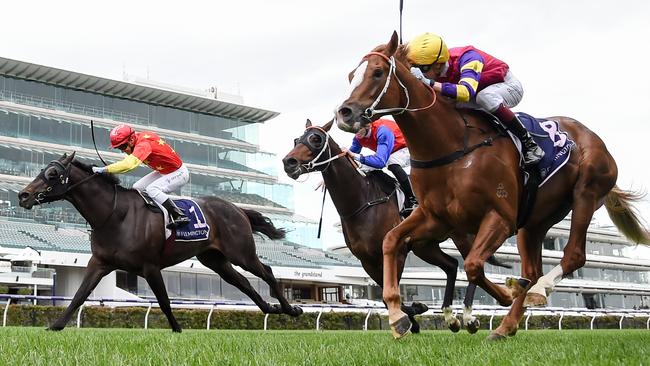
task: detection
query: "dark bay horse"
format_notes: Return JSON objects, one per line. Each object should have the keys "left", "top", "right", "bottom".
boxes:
{"left": 282, "top": 118, "right": 494, "bottom": 334}
{"left": 335, "top": 31, "right": 650, "bottom": 340}
{"left": 17, "top": 152, "right": 302, "bottom": 332}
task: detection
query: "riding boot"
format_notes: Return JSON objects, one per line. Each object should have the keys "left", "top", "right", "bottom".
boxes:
{"left": 162, "top": 199, "right": 190, "bottom": 229}
{"left": 388, "top": 164, "right": 418, "bottom": 218}
{"left": 502, "top": 115, "right": 545, "bottom": 166}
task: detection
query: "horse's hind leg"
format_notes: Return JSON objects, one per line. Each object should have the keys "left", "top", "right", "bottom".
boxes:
{"left": 412, "top": 242, "right": 460, "bottom": 333}
{"left": 197, "top": 251, "right": 280, "bottom": 314}
{"left": 241, "top": 259, "right": 303, "bottom": 316}
{"left": 143, "top": 265, "right": 181, "bottom": 332}
{"left": 49, "top": 256, "right": 112, "bottom": 331}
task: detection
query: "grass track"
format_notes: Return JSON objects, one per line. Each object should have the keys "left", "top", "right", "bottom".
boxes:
{"left": 0, "top": 327, "right": 648, "bottom": 365}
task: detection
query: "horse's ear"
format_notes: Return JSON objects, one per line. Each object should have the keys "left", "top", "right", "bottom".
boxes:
{"left": 62, "top": 151, "right": 76, "bottom": 165}
{"left": 386, "top": 31, "right": 399, "bottom": 57}
{"left": 305, "top": 119, "right": 312, "bottom": 128}
{"left": 323, "top": 119, "right": 334, "bottom": 132}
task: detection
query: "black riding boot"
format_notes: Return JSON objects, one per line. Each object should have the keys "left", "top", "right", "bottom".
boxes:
{"left": 502, "top": 115, "right": 545, "bottom": 166}
{"left": 388, "top": 164, "right": 418, "bottom": 218}
{"left": 162, "top": 199, "right": 190, "bottom": 229}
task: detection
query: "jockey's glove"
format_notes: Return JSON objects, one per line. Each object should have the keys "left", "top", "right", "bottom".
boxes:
{"left": 92, "top": 166, "right": 107, "bottom": 174}
{"left": 410, "top": 67, "right": 432, "bottom": 87}
{"left": 349, "top": 152, "right": 362, "bottom": 162}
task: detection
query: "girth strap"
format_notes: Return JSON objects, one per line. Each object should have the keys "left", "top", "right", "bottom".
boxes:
{"left": 410, "top": 138, "right": 495, "bottom": 169}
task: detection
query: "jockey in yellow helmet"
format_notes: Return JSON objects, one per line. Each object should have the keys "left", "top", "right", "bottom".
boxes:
{"left": 407, "top": 32, "right": 544, "bottom": 166}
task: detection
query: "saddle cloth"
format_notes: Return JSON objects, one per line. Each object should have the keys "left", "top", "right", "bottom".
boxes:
{"left": 515, "top": 112, "right": 575, "bottom": 186}
{"left": 137, "top": 192, "right": 210, "bottom": 241}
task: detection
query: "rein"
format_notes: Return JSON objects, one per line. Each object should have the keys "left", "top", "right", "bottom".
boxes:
{"left": 410, "top": 110, "right": 507, "bottom": 169}
{"left": 296, "top": 126, "right": 397, "bottom": 220}
{"left": 361, "top": 52, "right": 437, "bottom": 120}
{"left": 36, "top": 161, "right": 118, "bottom": 229}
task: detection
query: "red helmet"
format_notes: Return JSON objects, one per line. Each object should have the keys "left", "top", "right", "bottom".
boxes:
{"left": 109, "top": 124, "right": 134, "bottom": 148}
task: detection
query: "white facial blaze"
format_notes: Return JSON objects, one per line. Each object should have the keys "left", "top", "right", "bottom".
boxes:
{"left": 345, "top": 61, "right": 368, "bottom": 100}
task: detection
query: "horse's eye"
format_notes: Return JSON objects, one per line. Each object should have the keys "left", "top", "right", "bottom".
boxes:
{"left": 372, "top": 69, "right": 383, "bottom": 79}
{"left": 308, "top": 134, "right": 322, "bottom": 146}
{"left": 45, "top": 167, "right": 58, "bottom": 180}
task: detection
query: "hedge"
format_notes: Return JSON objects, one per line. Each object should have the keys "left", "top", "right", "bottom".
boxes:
{"left": 0, "top": 304, "right": 648, "bottom": 330}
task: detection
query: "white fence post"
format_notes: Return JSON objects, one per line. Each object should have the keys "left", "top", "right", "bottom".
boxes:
{"left": 363, "top": 309, "right": 373, "bottom": 331}
{"left": 316, "top": 307, "right": 325, "bottom": 331}
{"left": 264, "top": 313, "right": 270, "bottom": 331}
{"left": 558, "top": 311, "right": 564, "bottom": 330}
{"left": 525, "top": 310, "right": 532, "bottom": 331}
{"left": 2, "top": 298, "right": 10, "bottom": 327}
{"left": 206, "top": 304, "right": 215, "bottom": 330}
{"left": 76, "top": 303, "right": 85, "bottom": 328}
{"left": 489, "top": 309, "right": 496, "bottom": 331}
{"left": 144, "top": 303, "right": 153, "bottom": 330}
{"left": 619, "top": 314, "right": 627, "bottom": 330}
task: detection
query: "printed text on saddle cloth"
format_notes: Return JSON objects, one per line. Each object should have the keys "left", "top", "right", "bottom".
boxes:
{"left": 169, "top": 199, "right": 210, "bottom": 241}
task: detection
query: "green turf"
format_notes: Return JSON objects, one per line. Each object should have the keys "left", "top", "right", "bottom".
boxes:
{"left": 0, "top": 328, "right": 648, "bottom": 365}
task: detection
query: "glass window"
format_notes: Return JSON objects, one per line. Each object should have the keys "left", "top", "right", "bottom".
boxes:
{"left": 180, "top": 272, "right": 197, "bottom": 298}
{"left": 162, "top": 271, "right": 180, "bottom": 298}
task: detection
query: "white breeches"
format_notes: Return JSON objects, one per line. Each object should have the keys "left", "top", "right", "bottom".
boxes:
{"left": 132, "top": 164, "right": 189, "bottom": 205}
{"left": 387, "top": 147, "right": 411, "bottom": 173}
{"left": 458, "top": 70, "right": 524, "bottom": 112}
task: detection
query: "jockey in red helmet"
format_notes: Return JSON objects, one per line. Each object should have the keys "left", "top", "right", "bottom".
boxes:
{"left": 345, "top": 118, "right": 418, "bottom": 217}
{"left": 93, "top": 124, "right": 190, "bottom": 229}
{"left": 407, "top": 32, "right": 544, "bottom": 166}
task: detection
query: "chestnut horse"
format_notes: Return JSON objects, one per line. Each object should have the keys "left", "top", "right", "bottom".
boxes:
{"left": 336, "top": 31, "right": 650, "bottom": 340}
{"left": 17, "top": 152, "right": 302, "bottom": 332}
{"left": 283, "top": 118, "right": 509, "bottom": 333}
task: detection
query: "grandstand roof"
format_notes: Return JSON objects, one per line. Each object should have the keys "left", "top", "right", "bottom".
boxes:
{"left": 0, "top": 56, "right": 279, "bottom": 123}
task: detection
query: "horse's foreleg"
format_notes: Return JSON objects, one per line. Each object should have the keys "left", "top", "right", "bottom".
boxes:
{"left": 491, "top": 228, "right": 544, "bottom": 340}
{"left": 383, "top": 209, "right": 431, "bottom": 339}
{"left": 465, "top": 211, "right": 527, "bottom": 307}
{"left": 49, "top": 256, "right": 111, "bottom": 331}
{"left": 143, "top": 265, "right": 181, "bottom": 333}
{"left": 412, "top": 242, "right": 460, "bottom": 332}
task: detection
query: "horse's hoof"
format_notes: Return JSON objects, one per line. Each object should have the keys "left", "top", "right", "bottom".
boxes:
{"left": 172, "top": 327, "right": 182, "bottom": 333}
{"left": 508, "top": 327, "right": 518, "bottom": 337}
{"left": 290, "top": 305, "right": 303, "bottom": 317}
{"left": 524, "top": 293, "right": 548, "bottom": 307}
{"left": 268, "top": 304, "right": 283, "bottom": 314}
{"left": 466, "top": 318, "right": 480, "bottom": 334}
{"left": 390, "top": 315, "right": 412, "bottom": 339}
{"left": 411, "top": 301, "right": 429, "bottom": 315}
{"left": 46, "top": 326, "right": 63, "bottom": 332}
{"left": 486, "top": 332, "right": 507, "bottom": 341}
{"left": 448, "top": 318, "right": 461, "bottom": 333}
{"left": 410, "top": 319, "right": 421, "bottom": 334}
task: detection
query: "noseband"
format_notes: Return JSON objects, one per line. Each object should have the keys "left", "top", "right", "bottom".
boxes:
{"left": 361, "top": 51, "right": 437, "bottom": 120}
{"left": 296, "top": 126, "right": 347, "bottom": 173}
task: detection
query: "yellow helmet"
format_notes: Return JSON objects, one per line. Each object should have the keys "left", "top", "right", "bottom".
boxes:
{"left": 407, "top": 32, "right": 450, "bottom": 65}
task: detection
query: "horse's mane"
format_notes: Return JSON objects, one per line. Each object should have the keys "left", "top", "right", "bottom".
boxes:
{"left": 72, "top": 159, "right": 122, "bottom": 186}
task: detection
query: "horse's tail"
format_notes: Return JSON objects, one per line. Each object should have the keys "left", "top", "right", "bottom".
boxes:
{"left": 243, "top": 208, "right": 287, "bottom": 240}
{"left": 604, "top": 186, "right": 650, "bottom": 245}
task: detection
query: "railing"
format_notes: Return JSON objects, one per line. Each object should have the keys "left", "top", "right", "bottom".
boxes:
{"left": 0, "top": 294, "right": 649, "bottom": 331}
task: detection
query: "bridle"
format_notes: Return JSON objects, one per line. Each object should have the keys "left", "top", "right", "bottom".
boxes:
{"left": 361, "top": 51, "right": 437, "bottom": 121}
{"left": 294, "top": 126, "right": 347, "bottom": 173}
{"left": 33, "top": 159, "right": 117, "bottom": 228}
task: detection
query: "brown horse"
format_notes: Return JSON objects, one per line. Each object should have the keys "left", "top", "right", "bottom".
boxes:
{"left": 335, "top": 31, "right": 650, "bottom": 340}
{"left": 17, "top": 152, "right": 302, "bottom": 332}
{"left": 282, "top": 119, "right": 506, "bottom": 334}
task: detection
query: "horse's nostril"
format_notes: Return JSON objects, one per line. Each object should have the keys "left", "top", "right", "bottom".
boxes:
{"left": 338, "top": 107, "right": 352, "bottom": 118}
{"left": 284, "top": 158, "right": 298, "bottom": 169}
{"left": 18, "top": 191, "right": 29, "bottom": 201}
